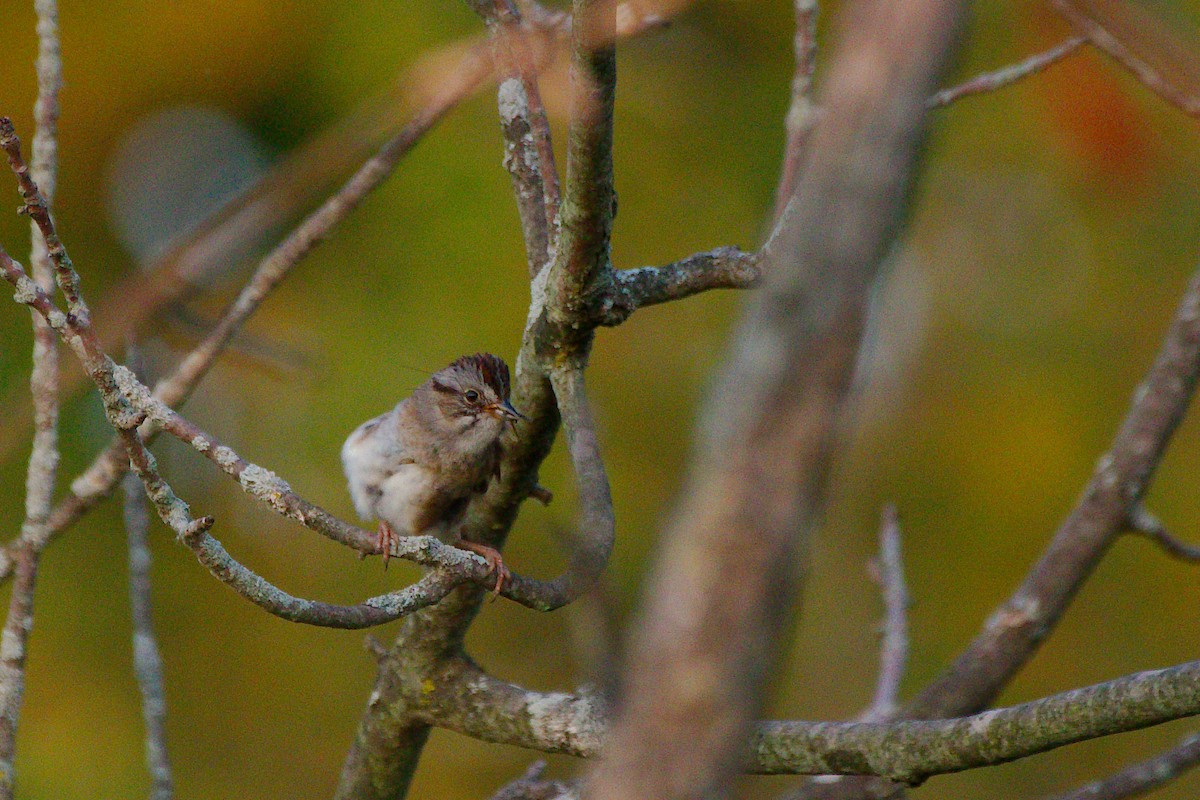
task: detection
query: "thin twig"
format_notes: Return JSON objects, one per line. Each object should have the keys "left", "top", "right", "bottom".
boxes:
{"left": 861, "top": 505, "right": 910, "bottom": 723}
{"left": 1051, "top": 0, "right": 1200, "bottom": 118}
{"left": 772, "top": 0, "right": 819, "bottom": 222}
{"left": 1043, "top": 730, "right": 1200, "bottom": 800}
{"left": 123, "top": 472, "right": 175, "bottom": 800}
{"left": 0, "top": 544, "right": 37, "bottom": 799}
{"left": 0, "top": 7, "right": 63, "bottom": 793}
{"left": 1127, "top": 506, "right": 1200, "bottom": 562}
{"left": 927, "top": 36, "right": 1086, "bottom": 108}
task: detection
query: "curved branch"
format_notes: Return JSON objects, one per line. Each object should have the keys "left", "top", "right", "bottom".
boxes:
{"left": 1127, "top": 506, "right": 1200, "bottom": 563}
{"left": 507, "top": 367, "right": 614, "bottom": 610}
{"left": 182, "top": 527, "right": 461, "bottom": 629}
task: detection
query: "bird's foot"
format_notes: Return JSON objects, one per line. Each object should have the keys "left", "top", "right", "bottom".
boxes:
{"left": 377, "top": 521, "right": 398, "bottom": 570}
{"left": 456, "top": 540, "right": 511, "bottom": 599}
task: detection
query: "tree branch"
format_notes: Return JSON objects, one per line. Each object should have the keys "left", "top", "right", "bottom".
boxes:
{"left": 544, "top": 0, "right": 617, "bottom": 341}
{"left": 909, "top": 260, "right": 1200, "bottom": 720}
{"left": 123, "top": 472, "right": 174, "bottom": 800}
{"left": 0, "top": 4, "right": 62, "bottom": 793}
{"left": 470, "top": 0, "right": 561, "bottom": 276}
{"left": 1127, "top": 505, "right": 1200, "bottom": 563}
{"left": 1043, "top": 730, "right": 1200, "bottom": 800}
{"left": 1051, "top": 0, "right": 1200, "bottom": 118}
{"left": 927, "top": 36, "right": 1086, "bottom": 108}
{"left": 593, "top": 246, "right": 761, "bottom": 326}
{"left": 0, "top": 543, "right": 36, "bottom": 799}
{"left": 416, "top": 654, "right": 1200, "bottom": 784}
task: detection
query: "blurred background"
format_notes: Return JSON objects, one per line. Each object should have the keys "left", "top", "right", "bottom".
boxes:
{"left": 1, "top": 0, "right": 1199, "bottom": 798}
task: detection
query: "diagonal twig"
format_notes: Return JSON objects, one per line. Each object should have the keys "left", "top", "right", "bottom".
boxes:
{"left": 909, "top": 260, "right": 1200, "bottom": 720}
{"left": 1051, "top": 0, "right": 1200, "bottom": 118}
{"left": 927, "top": 36, "right": 1086, "bottom": 107}
{"left": 1043, "top": 730, "right": 1200, "bottom": 800}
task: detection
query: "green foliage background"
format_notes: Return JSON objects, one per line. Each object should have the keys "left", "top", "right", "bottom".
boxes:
{"left": 1, "top": 1, "right": 1199, "bottom": 797}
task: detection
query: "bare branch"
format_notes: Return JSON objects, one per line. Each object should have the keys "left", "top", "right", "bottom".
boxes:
{"left": 2, "top": 245, "right": 616, "bottom": 613}
{"left": 1044, "top": 730, "right": 1200, "bottom": 800}
{"left": 417, "top": 654, "right": 1200, "bottom": 783}
{"left": 123, "top": 473, "right": 174, "bottom": 800}
{"left": 594, "top": 246, "right": 761, "bottom": 326}
{"left": 0, "top": 544, "right": 37, "bottom": 799}
{"left": 1127, "top": 506, "right": 1200, "bottom": 563}
{"left": 23, "top": 0, "right": 63, "bottom": 564}
{"left": 519, "top": 367, "right": 615, "bottom": 609}
{"left": 909, "top": 260, "right": 1200, "bottom": 720}
{"left": 928, "top": 36, "right": 1086, "bottom": 108}
{"left": 182, "top": 526, "right": 463, "bottom": 628}
{"left": 0, "top": 4, "right": 63, "bottom": 793}
{"left": 772, "top": 0, "right": 819, "bottom": 222}
{"left": 861, "top": 505, "right": 910, "bottom": 723}
{"left": 1051, "top": 0, "right": 1200, "bottom": 118}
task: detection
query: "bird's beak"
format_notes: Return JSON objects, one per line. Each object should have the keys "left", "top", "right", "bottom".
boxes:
{"left": 497, "top": 399, "right": 525, "bottom": 421}
{"left": 488, "top": 400, "right": 526, "bottom": 423}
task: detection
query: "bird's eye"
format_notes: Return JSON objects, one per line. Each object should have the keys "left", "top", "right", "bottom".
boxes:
{"left": 464, "top": 389, "right": 480, "bottom": 403}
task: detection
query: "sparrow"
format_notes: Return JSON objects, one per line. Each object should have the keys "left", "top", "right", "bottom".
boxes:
{"left": 342, "top": 353, "right": 523, "bottom": 592}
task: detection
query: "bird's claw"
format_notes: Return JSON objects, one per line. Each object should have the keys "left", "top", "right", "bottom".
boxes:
{"left": 377, "top": 521, "right": 397, "bottom": 570}
{"left": 456, "top": 540, "right": 510, "bottom": 600}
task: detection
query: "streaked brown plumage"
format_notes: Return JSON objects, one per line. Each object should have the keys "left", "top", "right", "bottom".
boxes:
{"left": 342, "top": 353, "right": 522, "bottom": 591}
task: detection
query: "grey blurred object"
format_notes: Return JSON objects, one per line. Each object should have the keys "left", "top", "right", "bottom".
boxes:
{"left": 105, "top": 105, "right": 269, "bottom": 271}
